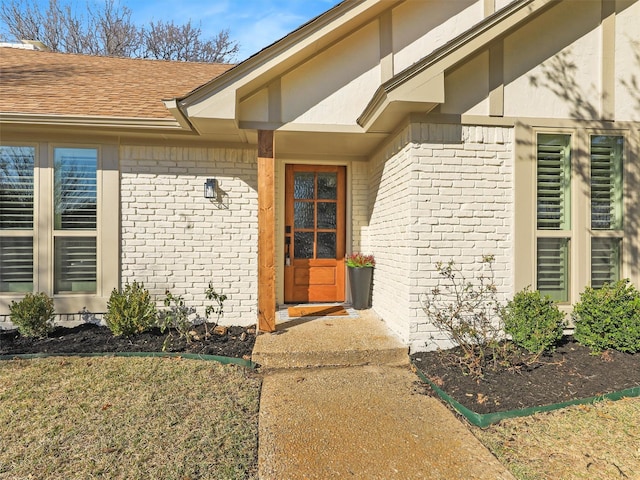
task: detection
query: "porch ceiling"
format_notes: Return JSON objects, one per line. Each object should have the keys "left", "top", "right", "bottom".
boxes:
{"left": 273, "top": 129, "right": 388, "bottom": 159}
{"left": 187, "top": 116, "right": 389, "bottom": 158}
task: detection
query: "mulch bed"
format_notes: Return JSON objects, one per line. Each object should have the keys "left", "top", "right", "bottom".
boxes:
{"left": 0, "top": 323, "right": 256, "bottom": 360}
{"left": 411, "top": 337, "right": 640, "bottom": 414}
{"left": 4, "top": 325, "right": 639, "bottom": 415}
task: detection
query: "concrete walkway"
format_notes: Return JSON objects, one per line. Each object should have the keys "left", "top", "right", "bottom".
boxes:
{"left": 252, "top": 309, "right": 515, "bottom": 480}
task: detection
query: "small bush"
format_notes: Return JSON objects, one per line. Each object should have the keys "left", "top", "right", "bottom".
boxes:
{"left": 158, "top": 290, "right": 196, "bottom": 350}
{"left": 573, "top": 279, "right": 640, "bottom": 353}
{"left": 420, "top": 255, "right": 511, "bottom": 377}
{"left": 9, "top": 292, "right": 55, "bottom": 338}
{"left": 158, "top": 283, "right": 227, "bottom": 349}
{"left": 503, "top": 287, "right": 565, "bottom": 354}
{"left": 204, "top": 282, "right": 227, "bottom": 335}
{"left": 105, "top": 281, "right": 157, "bottom": 337}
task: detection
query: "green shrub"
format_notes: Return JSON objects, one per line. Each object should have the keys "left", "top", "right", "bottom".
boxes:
{"left": 105, "top": 281, "right": 157, "bottom": 336}
{"left": 503, "top": 287, "right": 565, "bottom": 354}
{"left": 573, "top": 279, "right": 640, "bottom": 353}
{"left": 9, "top": 292, "right": 55, "bottom": 338}
{"left": 158, "top": 290, "right": 196, "bottom": 350}
{"left": 204, "top": 282, "right": 227, "bottom": 329}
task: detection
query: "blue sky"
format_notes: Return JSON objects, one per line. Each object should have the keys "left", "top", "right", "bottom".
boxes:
{"left": 129, "top": 0, "right": 342, "bottom": 60}
{"left": 1, "top": 0, "right": 342, "bottom": 60}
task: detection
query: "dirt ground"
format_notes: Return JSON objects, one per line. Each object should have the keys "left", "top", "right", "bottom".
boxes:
{"left": 411, "top": 337, "right": 640, "bottom": 413}
{"left": 0, "top": 323, "right": 256, "bottom": 359}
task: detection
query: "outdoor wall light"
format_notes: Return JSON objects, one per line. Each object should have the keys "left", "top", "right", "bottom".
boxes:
{"left": 204, "top": 178, "right": 217, "bottom": 199}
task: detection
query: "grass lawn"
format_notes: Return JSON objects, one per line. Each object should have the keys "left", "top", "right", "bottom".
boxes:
{"left": 0, "top": 356, "right": 261, "bottom": 480}
{"left": 2, "top": 355, "right": 638, "bottom": 480}
{"left": 473, "top": 396, "right": 640, "bottom": 479}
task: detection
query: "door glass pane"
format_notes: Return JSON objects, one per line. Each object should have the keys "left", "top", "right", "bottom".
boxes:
{"left": 294, "top": 173, "right": 314, "bottom": 199}
{"left": 55, "top": 237, "right": 97, "bottom": 293}
{"left": 0, "top": 146, "right": 35, "bottom": 230}
{"left": 318, "top": 173, "right": 337, "bottom": 200}
{"left": 0, "top": 237, "right": 33, "bottom": 292}
{"left": 294, "top": 202, "right": 314, "bottom": 229}
{"left": 317, "top": 202, "right": 337, "bottom": 229}
{"left": 54, "top": 148, "right": 97, "bottom": 230}
{"left": 591, "top": 136, "right": 623, "bottom": 230}
{"left": 537, "top": 237, "right": 569, "bottom": 302}
{"left": 591, "top": 237, "right": 621, "bottom": 288}
{"left": 317, "top": 232, "right": 336, "bottom": 258}
{"left": 294, "top": 232, "right": 314, "bottom": 259}
{"left": 537, "top": 134, "right": 571, "bottom": 230}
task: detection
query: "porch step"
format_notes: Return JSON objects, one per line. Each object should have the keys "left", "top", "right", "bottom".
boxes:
{"left": 251, "top": 310, "right": 409, "bottom": 369}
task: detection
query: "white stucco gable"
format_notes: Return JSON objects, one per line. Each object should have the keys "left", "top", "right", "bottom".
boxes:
{"left": 167, "top": 0, "right": 638, "bottom": 155}
{"left": 167, "top": 0, "right": 548, "bottom": 156}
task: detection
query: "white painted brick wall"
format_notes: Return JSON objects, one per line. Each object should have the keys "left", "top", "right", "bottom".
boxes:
{"left": 350, "top": 160, "right": 370, "bottom": 253}
{"left": 120, "top": 145, "right": 258, "bottom": 326}
{"left": 363, "top": 128, "right": 417, "bottom": 341}
{"left": 364, "top": 124, "right": 515, "bottom": 352}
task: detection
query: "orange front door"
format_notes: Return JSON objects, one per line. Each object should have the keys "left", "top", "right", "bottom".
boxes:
{"left": 284, "top": 165, "right": 345, "bottom": 303}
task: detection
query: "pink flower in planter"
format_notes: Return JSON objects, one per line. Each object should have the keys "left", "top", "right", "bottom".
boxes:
{"left": 346, "top": 253, "right": 375, "bottom": 268}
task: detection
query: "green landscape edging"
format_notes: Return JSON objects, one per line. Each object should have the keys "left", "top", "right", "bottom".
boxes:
{"left": 413, "top": 365, "right": 640, "bottom": 428}
{"left": 0, "top": 352, "right": 257, "bottom": 368}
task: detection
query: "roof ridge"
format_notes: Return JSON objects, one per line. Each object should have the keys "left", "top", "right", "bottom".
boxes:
{"left": 0, "top": 45, "right": 234, "bottom": 67}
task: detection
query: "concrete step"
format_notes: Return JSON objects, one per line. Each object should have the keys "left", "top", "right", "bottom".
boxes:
{"left": 251, "top": 310, "right": 409, "bottom": 369}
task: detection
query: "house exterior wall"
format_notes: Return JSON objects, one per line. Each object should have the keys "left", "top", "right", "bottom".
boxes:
{"left": 392, "top": 0, "right": 482, "bottom": 73}
{"left": 615, "top": 0, "right": 640, "bottom": 122}
{"left": 280, "top": 22, "right": 381, "bottom": 125}
{"left": 365, "top": 124, "right": 514, "bottom": 352}
{"left": 500, "top": 0, "right": 640, "bottom": 122}
{"left": 350, "top": 160, "right": 370, "bottom": 255}
{"left": 119, "top": 145, "right": 258, "bottom": 326}
{"left": 503, "top": 1, "right": 601, "bottom": 119}
{"left": 365, "top": 129, "right": 416, "bottom": 341}
{"left": 238, "top": 0, "right": 494, "bottom": 129}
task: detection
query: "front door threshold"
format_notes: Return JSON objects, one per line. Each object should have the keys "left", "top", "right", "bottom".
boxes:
{"left": 277, "top": 303, "right": 359, "bottom": 323}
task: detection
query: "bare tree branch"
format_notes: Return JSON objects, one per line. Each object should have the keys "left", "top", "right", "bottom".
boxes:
{"left": 141, "top": 20, "right": 238, "bottom": 63}
{"left": 0, "top": 0, "right": 238, "bottom": 63}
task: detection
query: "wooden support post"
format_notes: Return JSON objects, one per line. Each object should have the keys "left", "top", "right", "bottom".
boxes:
{"left": 257, "top": 130, "right": 276, "bottom": 332}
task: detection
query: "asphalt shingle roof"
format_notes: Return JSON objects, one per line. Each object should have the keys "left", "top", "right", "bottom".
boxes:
{"left": 0, "top": 47, "right": 233, "bottom": 119}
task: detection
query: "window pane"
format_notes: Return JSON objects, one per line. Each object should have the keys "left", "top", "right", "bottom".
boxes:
{"left": 0, "top": 146, "right": 35, "bottom": 230}
{"left": 0, "top": 237, "right": 33, "bottom": 292}
{"left": 591, "top": 237, "right": 621, "bottom": 289}
{"left": 318, "top": 173, "right": 337, "bottom": 200}
{"left": 54, "top": 148, "right": 97, "bottom": 230}
{"left": 537, "top": 237, "right": 569, "bottom": 302}
{"left": 317, "top": 202, "right": 337, "bottom": 229}
{"left": 591, "top": 136, "right": 623, "bottom": 230}
{"left": 294, "top": 232, "right": 314, "bottom": 259}
{"left": 294, "top": 202, "right": 314, "bottom": 229}
{"left": 537, "top": 134, "right": 571, "bottom": 230}
{"left": 55, "top": 237, "right": 96, "bottom": 293}
{"left": 317, "top": 232, "right": 336, "bottom": 259}
{"left": 294, "top": 173, "right": 314, "bottom": 199}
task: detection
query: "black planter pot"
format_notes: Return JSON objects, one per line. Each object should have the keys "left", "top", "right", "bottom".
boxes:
{"left": 348, "top": 266, "right": 373, "bottom": 310}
